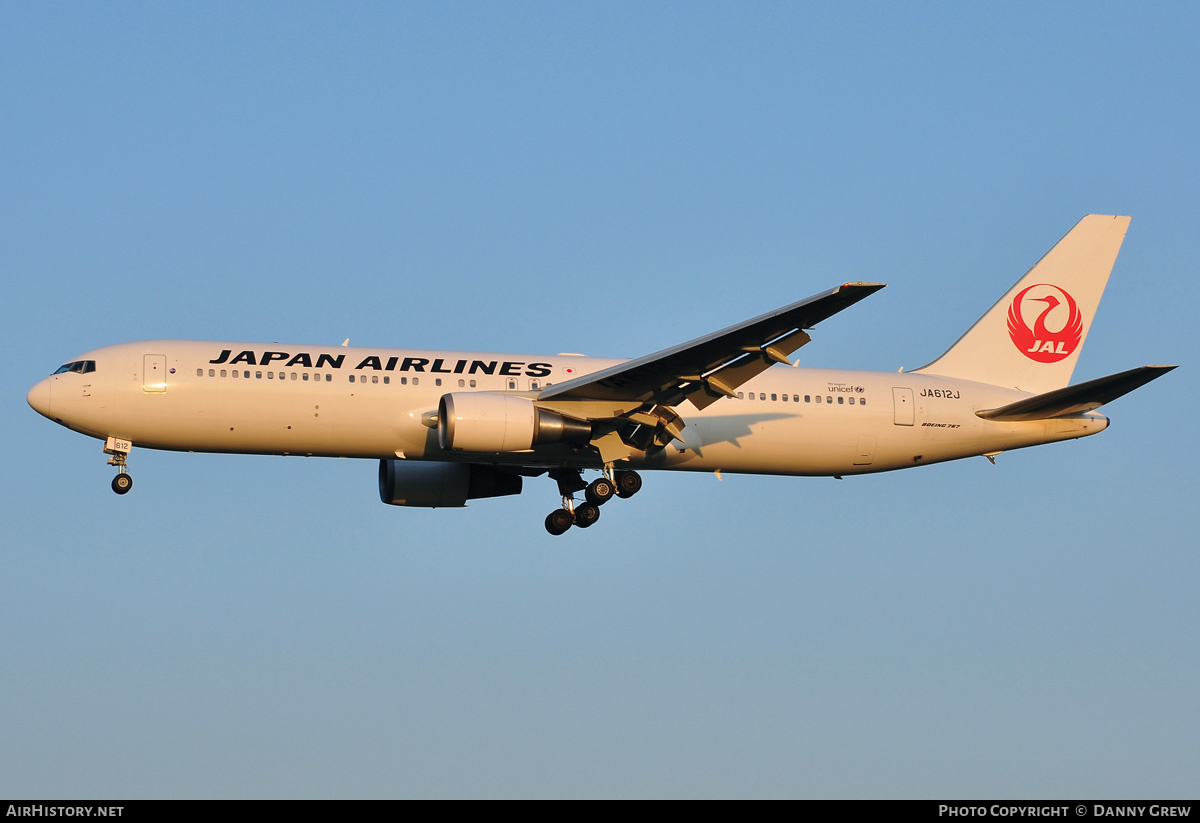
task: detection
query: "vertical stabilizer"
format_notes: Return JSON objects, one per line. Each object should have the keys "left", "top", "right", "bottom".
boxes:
{"left": 913, "top": 215, "right": 1130, "bottom": 393}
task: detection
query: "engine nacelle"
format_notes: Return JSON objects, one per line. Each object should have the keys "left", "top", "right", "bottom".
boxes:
{"left": 438, "top": 392, "right": 591, "bottom": 453}
{"left": 378, "top": 460, "right": 523, "bottom": 508}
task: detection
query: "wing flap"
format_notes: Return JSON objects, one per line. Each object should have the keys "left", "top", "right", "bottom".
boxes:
{"left": 976, "top": 365, "right": 1176, "bottom": 421}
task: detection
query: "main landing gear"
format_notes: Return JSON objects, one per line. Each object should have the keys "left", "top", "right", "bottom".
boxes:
{"left": 543, "top": 467, "right": 642, "bottom": 535}
{"left": 104, "top": 436, "right": 134, "bottom": 495}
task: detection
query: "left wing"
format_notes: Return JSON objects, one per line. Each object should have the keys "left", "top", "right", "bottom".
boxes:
{"left": 539, "top": 282, "right": 885, "bottom": 411}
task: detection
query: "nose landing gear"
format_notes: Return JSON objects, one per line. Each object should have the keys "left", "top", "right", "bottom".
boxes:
{"left": 104, "top": 436, "right": 134, "bottom": 495}
{"left": 543, "top": 467, "right": 641, "bottom": 535}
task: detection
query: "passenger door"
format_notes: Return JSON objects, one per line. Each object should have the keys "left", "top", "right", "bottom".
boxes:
{"left": 143, "top": 354, "right": 167, "bottom": 393}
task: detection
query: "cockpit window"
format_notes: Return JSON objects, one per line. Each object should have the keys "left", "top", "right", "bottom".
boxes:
{"left": 53, "top": 360, "right": 95, "bottom": 375}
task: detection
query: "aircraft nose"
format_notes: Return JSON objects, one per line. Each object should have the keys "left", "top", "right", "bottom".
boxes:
{"left": 27, "top": 378, "right": 52, "bottom": 418}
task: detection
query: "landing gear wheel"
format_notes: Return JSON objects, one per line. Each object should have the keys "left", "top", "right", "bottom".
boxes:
{"left": 573, "top": 502, "right": 601, "bottom": 528}
{"left": 111, "top": 473, "right": 133, "bottom": 495}
{"left": 585, "top": 477, "right": 615, "bottom": 506}
{"left": 545, "top": 509, "right": 574, "bottom": 536}
{"left": 614, "top": 470, "right": 642, "bottom": 498}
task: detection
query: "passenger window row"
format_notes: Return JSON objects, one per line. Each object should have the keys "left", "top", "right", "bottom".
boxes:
{"left": 197, "top": 368, "right": 334, "bottom": 381}
{"left": 734, "top": 390, "right": 866, "bottom": 407}
{"left": 194, "top": 368, "right": 489, "bottom": 389}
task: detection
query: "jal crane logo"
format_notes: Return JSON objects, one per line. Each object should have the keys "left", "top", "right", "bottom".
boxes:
{"left": 1007, "top": 283, "right": 1083, "bottom": 363}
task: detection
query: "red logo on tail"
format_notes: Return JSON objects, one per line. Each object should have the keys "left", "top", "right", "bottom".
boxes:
{"left": 1007, "top": 284, "right": 1083, "bottom": 363}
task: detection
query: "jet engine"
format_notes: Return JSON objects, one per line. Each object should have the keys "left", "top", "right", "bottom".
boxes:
{"left": 438, "top": 392, "right": 591, "bottom": 452}
{"left": 378, "top": 460, "right": 522, "bottom": 507}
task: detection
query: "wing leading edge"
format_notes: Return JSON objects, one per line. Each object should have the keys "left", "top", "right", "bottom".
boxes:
{"left": 539, "top": 282, "right": 885, "bottom": 410}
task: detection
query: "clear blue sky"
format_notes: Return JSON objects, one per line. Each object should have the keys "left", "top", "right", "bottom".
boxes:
{"left": 2, "top": 2, "right": 1197, "bottom": 798}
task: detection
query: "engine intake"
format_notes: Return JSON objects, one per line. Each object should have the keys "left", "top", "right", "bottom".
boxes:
{"left": 438, "top": 392, "right": 591, "bottom": 453}
{"left": 378, "top": 460, "right": 522, "bottom": 507}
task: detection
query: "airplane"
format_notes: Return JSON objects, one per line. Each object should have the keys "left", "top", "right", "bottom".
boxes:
{"left": 27, "top": 215, "right": 1175, "bottom": 535}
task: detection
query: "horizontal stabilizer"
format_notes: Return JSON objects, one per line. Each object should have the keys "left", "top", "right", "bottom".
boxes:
{"left": 976, "top": 365, "right": 1176, "bottom": 421}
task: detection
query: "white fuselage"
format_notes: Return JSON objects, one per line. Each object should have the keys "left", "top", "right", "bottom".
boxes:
{"left": 27, "top": 340, "right": 1108, "bottom": 476}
